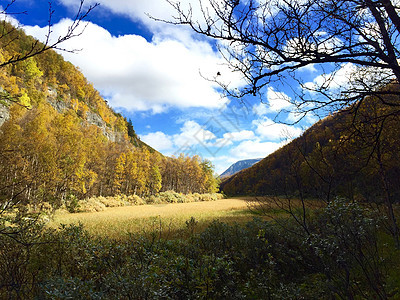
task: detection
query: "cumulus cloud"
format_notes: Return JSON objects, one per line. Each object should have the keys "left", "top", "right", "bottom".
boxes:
{"left": 215, "top": 130, "right": 255, "bottom": 146}
{"left": 226, "top": 130, "right": 255, "bottom": 141}
{"left": 229, "top": 139, "right": 284, "bottom": 160}
{"left": 173, "top": 120, "right": 216, "bottom": 148}
{"left": 252, "top": 88, "right": 293, "bottom": 117}
{"left": 286, "top": 111, "right": 319, "bottom": 125}
{"left": 252, "top": 102, "right": 268, "bottom": 116}
{"left": 138, "top": 118, "right": 302, "bottom": 174}
{"left": 58, "top": 0, "right": 216, "bottom": 35}
{"left": 254, "top": 117, "right": 303, "bottom": 140}
{"left": 140, "top": 131, "right": 173, "bottom": 151}
{"left": 0, "top": 9, "right": 19, "bottom": 27}
{"left": 24, "top": 19, "right": 243, "bottom": 113}
{"left": 266, "top": 87, "right": 293, "bottom": 112}
{"left": 139, "top": 120, "right": 218, "bottom": 157}
{"left": 303, "top": 62, "right": 357, "bottom": 92}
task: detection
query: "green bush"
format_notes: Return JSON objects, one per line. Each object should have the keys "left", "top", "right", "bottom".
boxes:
{"left": 65, "top": 194, "right": 80, "bottom": 213}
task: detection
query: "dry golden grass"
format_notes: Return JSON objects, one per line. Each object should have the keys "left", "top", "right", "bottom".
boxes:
{"left": 50, "top": 198, "right": 257, "bottom": 240}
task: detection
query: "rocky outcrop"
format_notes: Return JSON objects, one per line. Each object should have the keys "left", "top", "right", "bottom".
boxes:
{"left": 0, "top": 103, "right": 9, "bottom": 127}
{"left": 46, "top": 87, "right": 68, "bottom": 113}
{"left": 46, "top": 87, "right": 125, "bottom": 144}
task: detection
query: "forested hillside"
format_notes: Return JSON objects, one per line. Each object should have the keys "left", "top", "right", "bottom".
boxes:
{"left": 0, "top": 21, "right": 219, "bottom": 211}
{"left": 222, "top": 83, "right": 400, "bottom": 205}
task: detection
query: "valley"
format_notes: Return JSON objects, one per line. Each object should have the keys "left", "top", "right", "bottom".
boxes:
{"left": 1, "top": 1, "right": 400, "bottom": 298}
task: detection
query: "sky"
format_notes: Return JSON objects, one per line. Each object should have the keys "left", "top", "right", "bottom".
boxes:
{"left": 6, "top": 0, "right": 323, "bottom": 174}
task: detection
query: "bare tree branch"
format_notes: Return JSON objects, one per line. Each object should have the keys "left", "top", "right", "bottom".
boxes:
{"left": 0, "top": 0, "right": 99, "bottom": 68}
{"left": 161, "top": 0, "right": 400, "bottom": 116}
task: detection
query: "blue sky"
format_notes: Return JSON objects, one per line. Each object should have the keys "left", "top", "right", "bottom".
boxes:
{"left": 7, "top": 0, "right": 323, "bottom": 174}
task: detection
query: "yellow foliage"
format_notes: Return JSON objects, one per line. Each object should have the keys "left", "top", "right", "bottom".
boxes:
{"left": 23, "top": 57, "right": 43, "bottom": 81}
{"left": 0, "top": 24, "right": 220, "bottom": 209}
{"left": 19, "top": 92, "right": 32, "bottom": 108}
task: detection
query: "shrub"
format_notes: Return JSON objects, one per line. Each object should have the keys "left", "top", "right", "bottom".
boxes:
{"left": 95, "top": 196, "right": 126, "bottom": 207}
{"left": 145, "top": 194, "right": 163, "bottom": 204}
{"left": 191, "top": 193, "right": 202, "bottom": 202}
{"left": 62, "top": 192, "right": 225, "bottom": 214}
{"left": 65, "top": 194, "right": 80, "bottom": 213}
{"left": 0, "top": 199, "right": 393, "bottom": 299}
{"left": 75, "top": 198, "right": 106, "bottom": 213}
{"left": 184, "top": 194, "right": 195, "bottom": 203}
{"left": 149, "top": 191, "right": 187, "bottom": 204}
{"left": 196, "top": 193, "right": 224, "bottom": 201}
{"left": 126, "top": 194, "right": 145, "bottom": 205}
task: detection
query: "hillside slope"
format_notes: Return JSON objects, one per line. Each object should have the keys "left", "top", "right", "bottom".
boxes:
{"left": 0, "top": 22, "right": 146, "bottom": 147}
{"left": 0, "top": 22, "right": 218, "bottom": 208}
{"left": 221, "top": 85, "right": 400, "bottom": 203}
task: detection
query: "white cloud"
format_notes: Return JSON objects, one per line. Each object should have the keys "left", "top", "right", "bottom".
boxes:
{"left": 137, "top": 120, "right": 217, "bottom": 155}
{"left": 298, "top": 63, "right": 317, "bottom": 73}
{"left": 173, "top": 120, "right": 216, "bottom": 148}
{"left": 227, "top": 130, "right": 255, "bottom": 141}
{"left": 58, "top": 0, "right": 221, "bottom": 42}
{"left": 252, "top": 88, "right": 293, "bottom": 116}
{"left": 266, "top": 87, "right": 293, "bottom": 112}
{"left": 287, "top": 111, "right": 318, "bottom": 125}
{"left": 303, "top": 63, "right": 357, "bottom": 92}
{"left": 24, "top": 19, "right": 244, "bottom": 113}
{"left": 252, "top": 102, "right": 268, "bottom": 116}
{"left": 140, "top": 131, "right": 173, "bottom": 151}
{"left": 229, "top": 139, "right": 283, "bottom": 160}
{"left": 215, "top": 130, "right": 255, "bottom": 146}
{"left": 0, "top": 9, "right": 20, "bottom": 27}
{"left": 253, "top": 117, "right": 303, "bottom": 140}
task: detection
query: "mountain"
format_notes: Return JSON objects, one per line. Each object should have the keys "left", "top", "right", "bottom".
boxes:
{"left": 220, "top": 158, "right": 262, "bottom": 178}
{"left": 0, "top": 22, "right": 219, "bottom": 207}
{"left": 221, "top": 83, "right": 400, "bottom": 203}
{"left": 0, "top": 23, "right": 143, "bottom": 147}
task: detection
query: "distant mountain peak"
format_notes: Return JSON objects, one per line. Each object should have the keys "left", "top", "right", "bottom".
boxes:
{"left": 220, "top": 158, "right": 262, "bottom": 178}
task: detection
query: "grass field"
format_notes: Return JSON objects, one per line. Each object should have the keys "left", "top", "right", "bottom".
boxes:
{"left": 50, "top": 197, "right": 262, "bottom": 240}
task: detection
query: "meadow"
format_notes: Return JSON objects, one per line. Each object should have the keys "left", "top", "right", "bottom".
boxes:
{"left": 50, "top": 197, "right": 262, "bottom": 239}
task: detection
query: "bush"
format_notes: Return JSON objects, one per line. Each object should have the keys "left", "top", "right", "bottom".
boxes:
{"left": 65, "top": 194, "right": 80, "bottom": 213}
{"left": 61, "top": 192, "right": 225, "bottom": 214}
{"left": 89, "top": 196, "right": 125, "bottom": 208}
{"left": 126, "top": 194, "right": 145, "bottom": 205}
{"left": 193, "top": 192, "right": 224, "bottom": 201}
{"left": 75, "top": 198, "right": 106, "bottom": 213}
{"left": 145, "top": 194, "right": 163, "bottom": 204}
{"left": 146, "top": 191, "right": 187, "bottom": 204}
